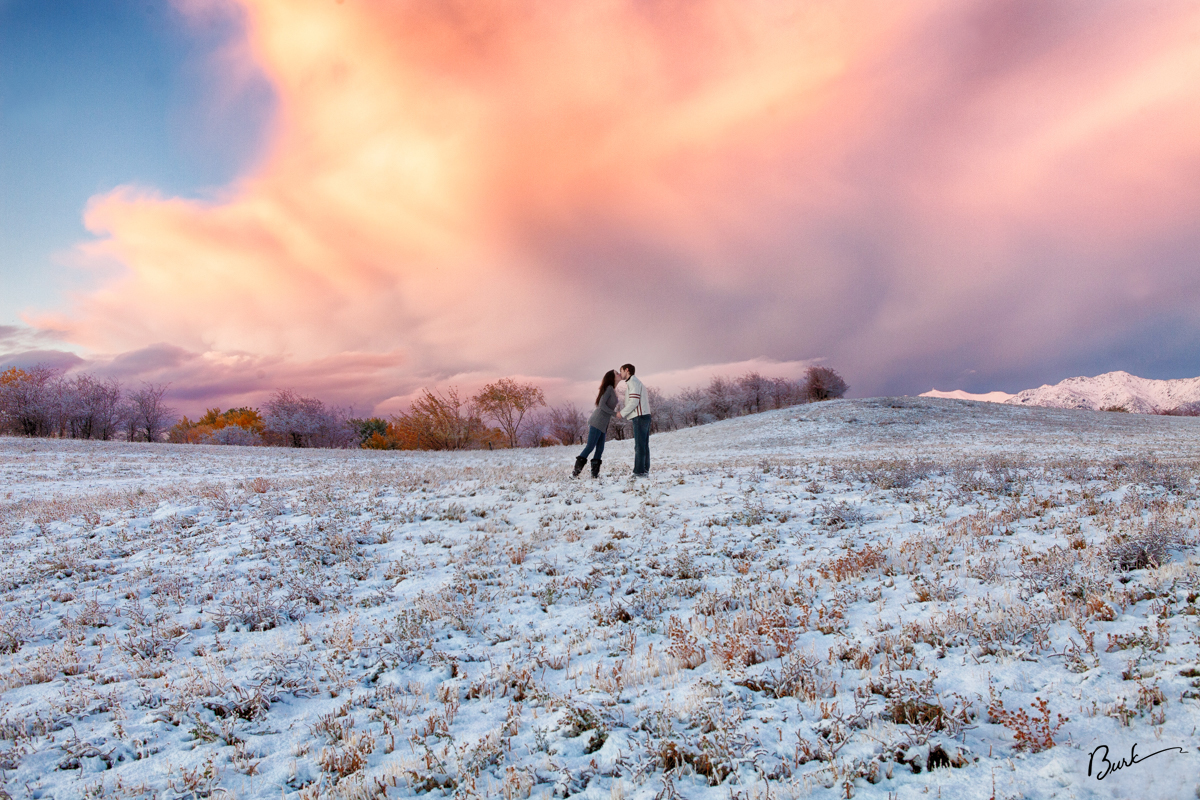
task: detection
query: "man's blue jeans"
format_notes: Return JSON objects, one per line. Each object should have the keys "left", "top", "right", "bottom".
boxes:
{"left": 578, "top": 425, "right": 606, "bottom": 460}
{"left": 632, "top": 414, "right": 651, "bottom": 475}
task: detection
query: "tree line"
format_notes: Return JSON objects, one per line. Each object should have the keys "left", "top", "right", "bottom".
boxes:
{"left": 356, "top": 367, "right": 847, "bottom": 450}
{"left": 0, "top": 364, "right": 847, "bottom": 449}
{"left": 0, "top": 366, "right": 173, "bottom": 442}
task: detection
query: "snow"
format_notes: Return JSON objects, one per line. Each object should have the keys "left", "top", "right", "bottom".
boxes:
{"left": 1007, "top": 370, "right": 1200, "bottom": 414}
{"left": 2, "top": 397, "right": 1200, "bottom": 799}
{"left": 919, "top": 390, "right": 1014, "bottom": 403}
{"left": 923, "top": 370, "right": 1200, "bottom": 413}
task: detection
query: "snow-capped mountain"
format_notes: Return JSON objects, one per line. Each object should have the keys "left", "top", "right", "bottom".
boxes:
{"left": 919, "top": 388, "right": 1014, "bottom": 403}
{"left": 921, "top": 371, "right": 1200, "bottom": 413}
{"left": 1005, "top": 370, "right": 1200, "bottom": 413}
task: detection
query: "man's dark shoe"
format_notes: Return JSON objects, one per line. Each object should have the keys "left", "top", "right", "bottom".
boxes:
{"left": 572, "top": 456, "right": 587, "bottom": 477}
{"left": 590, "top": 458, "right": 602, "bottom": 478}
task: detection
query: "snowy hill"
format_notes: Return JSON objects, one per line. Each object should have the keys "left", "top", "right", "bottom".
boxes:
{"left": 2, "top": 400, "right": 1200, "bottom": 799}
{"left": 919, "top": 388, "right": 1014, "bottom": 403}
{"left": 1005, "top": 370, "right": 1200, "bottom": 413}
{"left": 921, "top": 370, "right": 1200, "bottom": 413}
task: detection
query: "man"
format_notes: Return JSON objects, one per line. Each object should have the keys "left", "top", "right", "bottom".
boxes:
{"left": 616, "top": 363, "right": 651, "bottom": 477}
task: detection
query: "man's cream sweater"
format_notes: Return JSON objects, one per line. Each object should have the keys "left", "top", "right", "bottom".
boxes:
{"left": 620, "top": 375, "right": 650, "bottom": 419}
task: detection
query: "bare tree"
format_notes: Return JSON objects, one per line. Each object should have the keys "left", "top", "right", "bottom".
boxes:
{"left": 393, "top": 387, "right": 484, "bottom": 450}
{"left": 129, "top": 383, "right": 176, "bottom": 442}
{"left": 263, "top": 389, "right": 321, "bottom": 447}
{"left": 63, "top": 374, "right": 124, "bottom": 440}
{"left": 473, "top": 378, "right": 546, "bottom": 448}
{"left": 0, "top": 365, "right": 60, "bottom": 436}
{"left": 545, "top": 403, "right": 586, "bottom": 446}
{"left": 736, "top": 372, "right": 771, "bottom": 415}
{"left": 769, "top": 376, "right": 804, "bottom": 409}
{"left": 121, "top": 397, "right": 140, "bottom": 441}
{"left": 56, "top": 376, "right": 83, "bottom": 438}
{"left": 705, "top": 376, "right": 737, "bottom": 420}
{"left": 804, "top": 366, "right": 849, "bottom": 402}
{"left": 262, "top": 389, "right": 353, "bottom": 448}
{"left": 89, "top": 377, "right": 125, "bottom": 440}
{"left": 519, "top": 412, "right": 556, "bottom": 447}
{"left": 646, "top": 386, "right": 675, "bottom": 433}
{"left": 625, "top": 371, "right": 810, "bottom": 435}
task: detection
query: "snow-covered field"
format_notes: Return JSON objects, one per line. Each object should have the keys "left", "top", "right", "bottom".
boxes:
{"left": 3, "top": 397, "right": 1200, "bottom": 799}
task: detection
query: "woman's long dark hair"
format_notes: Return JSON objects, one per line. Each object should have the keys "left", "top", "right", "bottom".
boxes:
{"left": 596, "top": 370, "right": 617, "bottom": 406}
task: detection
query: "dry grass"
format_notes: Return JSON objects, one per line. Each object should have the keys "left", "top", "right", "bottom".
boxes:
{"left": 2, "top": 401, "right": 1200, "bottom": 798}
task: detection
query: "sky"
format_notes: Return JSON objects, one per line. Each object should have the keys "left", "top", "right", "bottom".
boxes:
{"left": 4, "top": 0, "right": 1200, "bottom": 416}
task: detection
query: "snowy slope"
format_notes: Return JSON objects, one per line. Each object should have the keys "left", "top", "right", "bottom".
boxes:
{"left": 918, "top": 389, "right": 1014, "bottom": 403}
{"left": 1006, "top": 370, "right": 1200, "bottom": 413}
{"left": 2, "top": 399, "right": 1200, "bottom": 800}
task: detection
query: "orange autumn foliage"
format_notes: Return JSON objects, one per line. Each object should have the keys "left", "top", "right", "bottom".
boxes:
{"left": 0, "top": 367, "right": 29, "bottom": 387}
{"left": 169, "top": 407, "right": 265, "bottom": 444}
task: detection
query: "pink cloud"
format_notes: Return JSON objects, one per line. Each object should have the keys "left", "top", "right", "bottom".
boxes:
{"left": 30, "top": 0, "right": 1200, "bottom": 402}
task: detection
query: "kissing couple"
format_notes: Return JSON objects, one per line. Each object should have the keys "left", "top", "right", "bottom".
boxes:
{"left": 571, "top": 363, "right": 652, "bottom": 479}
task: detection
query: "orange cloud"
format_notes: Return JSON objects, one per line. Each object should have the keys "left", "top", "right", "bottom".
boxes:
{"left": 33, "top": 0, "right": 1200, "bottom": 402}
{"left": 43, "top": 2, "right": 907, "bottom": 356}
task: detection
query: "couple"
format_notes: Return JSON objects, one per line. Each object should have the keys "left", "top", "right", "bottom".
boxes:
{"left": 572, "top": 363, "right": 651, "bottom": 479}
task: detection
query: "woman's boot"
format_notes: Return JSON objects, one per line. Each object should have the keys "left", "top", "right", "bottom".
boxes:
{"left": 572, "top": 456, "right": 587, "bottom": 477}
{"left": 590, "top": 458, "right": 602, "bottom": 478}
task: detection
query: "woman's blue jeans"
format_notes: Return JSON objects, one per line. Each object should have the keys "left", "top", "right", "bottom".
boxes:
{"left": 578, "top": 426, "right": 606, "bottom": 460}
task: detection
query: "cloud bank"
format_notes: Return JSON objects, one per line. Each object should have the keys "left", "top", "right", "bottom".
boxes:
{"left": 28, "top": 0, "right": 1200, "bottom": 408}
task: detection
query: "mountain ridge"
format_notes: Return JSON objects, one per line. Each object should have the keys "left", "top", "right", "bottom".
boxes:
{"left": 922, "top": 370, "right": 1200, "bottom": 413}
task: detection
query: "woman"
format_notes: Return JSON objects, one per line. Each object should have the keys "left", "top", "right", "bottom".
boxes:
{"left": 574, "top": 369, "right": 618, "bottom": 478}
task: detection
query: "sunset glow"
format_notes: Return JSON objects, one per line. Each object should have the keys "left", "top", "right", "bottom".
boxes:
{"left": 9, "top": 1, "right": 1200, "bottom": 411}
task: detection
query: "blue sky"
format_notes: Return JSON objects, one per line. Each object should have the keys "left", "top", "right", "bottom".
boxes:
{"left": 0, "top": 0, "right": 271, "bottom": 324}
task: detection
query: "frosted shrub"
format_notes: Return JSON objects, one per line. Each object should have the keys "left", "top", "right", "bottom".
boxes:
{"left": 1157, "top": 401, "right": 1200, "bottom": 416}
{"left": 987, "top": 690, "right": 1068, "bottom": 754}
{"left": 1107, "top": 520, "right": 1180, "bottom": 571}
{"left": 542, "top": 404, "right": 585, "bottom": 446}
{"left": 1017, "top": 545, "right": 1087, "bottom": 595}
{"left": 673, "top": 548, "right": 700, "bottom": 580}
{"left": 0, "top": 607, "right": 34, "bottom": 655}
{"left": 128, "top": 383, "right": 175, "bottom": 442}
{"left": 817, "top": 501, "right": 873, "bottom": 529}
{"left": 263, "top": 389, "right": 354, "bottom": 448}
{"left": 1, "top": 365, "right": 68, "bottom": 437}
{"left": 867, "top": 460, "right": 932, "bottom": 490}
{"left": 1119, "top": 458, "right": 1187, "bottom": 491}
{"left": 737, "top": 650, "right": 831, "bottom": 701}
{"left": 804, "top": 366, "right": 848, "bottom": 401}
{"left": 213, "top": 590, "right": 305, "bottom": 632}
{"left": 205, "top": 425, "right": 261, "bottom": 446}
